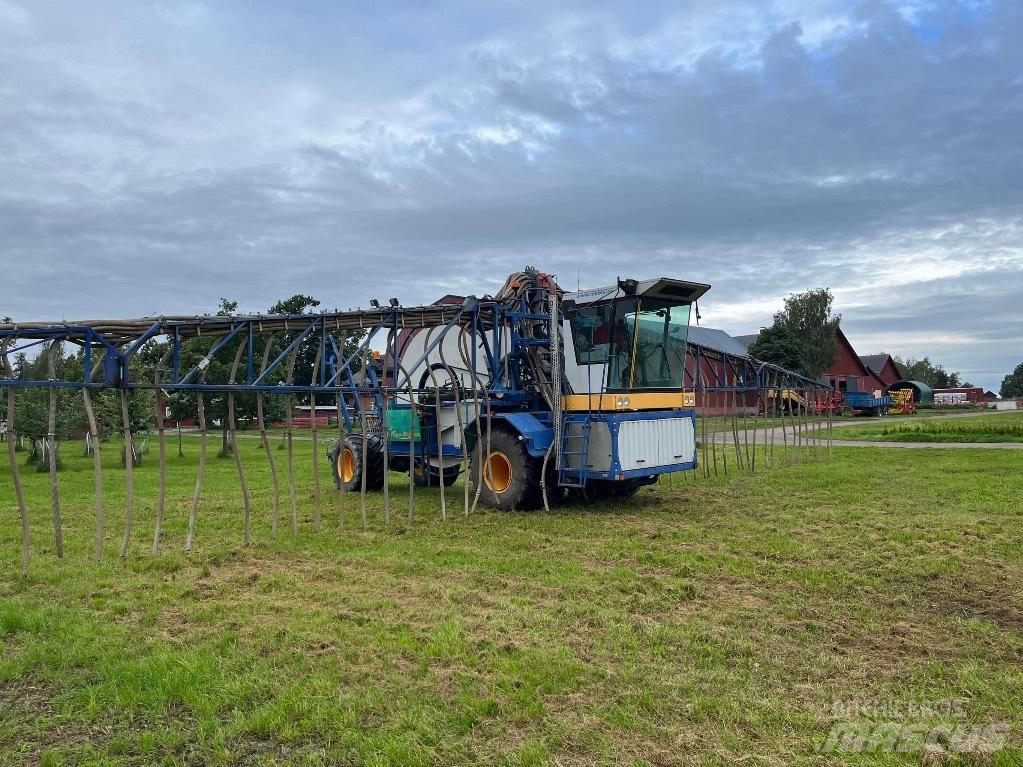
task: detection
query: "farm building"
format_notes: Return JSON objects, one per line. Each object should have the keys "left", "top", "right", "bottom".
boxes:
{"left": 821, "top": 328, "right": 886, "bottom": 395}
{"left": 859, "top": 353, "right": 901, "bottom": 388}
{"left": 736, "top": 327, "right": 886, "bottom": 395}
{"left": 933, "top": 387, "right": 985, "bottom": 406}
{"left": 685, "top": 326, "right": 758, "bottom": 416}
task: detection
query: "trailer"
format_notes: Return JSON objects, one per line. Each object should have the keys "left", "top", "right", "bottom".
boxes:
{"left": 844, "top": 390, "right": 891, "bottom": 416}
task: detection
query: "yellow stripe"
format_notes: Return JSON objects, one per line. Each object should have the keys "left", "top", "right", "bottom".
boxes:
{"left": 563, "top": 391, "right": 696, "bottom": 411}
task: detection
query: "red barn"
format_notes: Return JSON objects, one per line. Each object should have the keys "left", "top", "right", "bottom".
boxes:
{"left": 822, "top": 328, "right": 884, "bottom": 395}
{"left": 685, "top": 326, "right": 759, "bottom": 415}
{"left": 859, "top": 353, "right": 902, "bottom": 388}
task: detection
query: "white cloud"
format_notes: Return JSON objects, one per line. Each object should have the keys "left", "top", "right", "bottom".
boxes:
{"left": 0, "top": 0, "right": 28, "bottom": 33}
{"left": 0, "top": 0, "right": 1021, "bottom": 389}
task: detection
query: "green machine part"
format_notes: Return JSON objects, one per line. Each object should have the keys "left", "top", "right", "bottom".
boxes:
{"left": 386, "top": 406, "right": 421, "bottom": 441}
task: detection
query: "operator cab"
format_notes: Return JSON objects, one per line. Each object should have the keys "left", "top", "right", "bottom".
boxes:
{"left": 561, "top": 277, "right": 710, "bottom": 401}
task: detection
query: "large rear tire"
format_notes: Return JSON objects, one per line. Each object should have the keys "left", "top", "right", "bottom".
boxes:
{"left": 330, "top": 433, "right": 386, "bottom": 492}
{"left": 469, "top": 426, "right": 543, "bottom": 510}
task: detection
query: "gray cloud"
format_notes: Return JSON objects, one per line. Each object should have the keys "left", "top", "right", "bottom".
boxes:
{"left": 1, "top": 0, "right": 1021, "bottom": 388}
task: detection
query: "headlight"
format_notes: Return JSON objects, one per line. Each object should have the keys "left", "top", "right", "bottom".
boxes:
{"left": 616, "top": 396, "right": 630, "bottom": 408}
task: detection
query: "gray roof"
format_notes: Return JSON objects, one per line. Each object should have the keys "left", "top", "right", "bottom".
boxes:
{"left": 732, "top": 333, "right": 761, "bottom": 351}
{"left": 687, "top": 326, "right": 751, "bottom": 357}
{"left": 859, "top": 353, "right": 892, "bottom": 375}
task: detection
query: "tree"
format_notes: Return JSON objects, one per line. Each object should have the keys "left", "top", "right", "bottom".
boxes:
{"left": 1001, "top": 362, "right": 1023, "bottom": 399}
{"left": 893, "top": 356, "right": 967, "bottom": 389}
{"left": 10, "top": 345, "right": 93, "bottom": 470}
{"left": 748, "top": 288, "right": 842, "bottom": 379}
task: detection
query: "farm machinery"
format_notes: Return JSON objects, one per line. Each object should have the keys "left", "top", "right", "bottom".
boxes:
{"left": 328, "top": 268, "right": 709, "bottom": 509}
{"left": 0, "top": 266, "right": 839, "bottom": 572}
{"left": 887, "top": 388, "right": 916, "bottom": 415}
{"left": 760, "top": 389, "right": 843, "bottom": 416}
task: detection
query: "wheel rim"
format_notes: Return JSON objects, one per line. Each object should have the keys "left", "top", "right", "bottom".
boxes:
{"left": 339, "top": 448, "right": 356, "bottom": 483}
{"left": 484, "top": 451, "right": 512, "bottom": 494}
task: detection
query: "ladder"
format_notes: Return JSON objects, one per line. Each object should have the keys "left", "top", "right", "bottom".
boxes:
{"left": 559, "top": 415, "right": 593, "bottom": 488}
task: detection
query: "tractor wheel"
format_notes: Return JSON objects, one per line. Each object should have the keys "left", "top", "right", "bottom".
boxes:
{"left": 331, "top": 433, "right": 386, "bottom": 492}
{"left": 469, "top": 426, "right": 543, "bottom": 510}
{"left": 580, "top": 478, "right": 653, "bottom": 501}
{"left": 413, "top": 459, "right": 461, "bottom": 487}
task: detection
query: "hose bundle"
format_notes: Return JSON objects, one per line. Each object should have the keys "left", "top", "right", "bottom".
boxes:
{"left": 493, "top": 267, "right": 571, "bottom": 409}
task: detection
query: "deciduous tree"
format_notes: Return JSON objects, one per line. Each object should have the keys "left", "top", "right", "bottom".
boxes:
{"left": 1001, "top": 362, "right": 1023, "bottom": 399}
{"left": 748, "top": 288, "right": 841, "bottom": 379}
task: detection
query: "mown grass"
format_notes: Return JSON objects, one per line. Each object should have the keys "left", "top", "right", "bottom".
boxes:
{"left": 0, "top": 433, "right": 1021, "bottom": 766}
{"left": 836, "top": 411, "right": 1023, "bottom": 443}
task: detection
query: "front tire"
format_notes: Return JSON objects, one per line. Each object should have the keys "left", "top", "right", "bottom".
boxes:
{"left": 469, "top": 427, "right": 543, "bottom": 510}
{"left": 330, "top": 433, "right": 386, "bottom": 492}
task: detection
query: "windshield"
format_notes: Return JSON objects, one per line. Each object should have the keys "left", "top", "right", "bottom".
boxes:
{"left": 570, "top": 298, "right": 691, "bottom": 390}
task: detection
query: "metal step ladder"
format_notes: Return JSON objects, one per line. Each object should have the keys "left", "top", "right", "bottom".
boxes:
{"left": 559, "top": 415, "right": 592, "bottom": 488}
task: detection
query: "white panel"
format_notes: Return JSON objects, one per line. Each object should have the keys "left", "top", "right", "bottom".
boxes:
{"left": 617, "top": 418, "right": 695, "bottom": 471}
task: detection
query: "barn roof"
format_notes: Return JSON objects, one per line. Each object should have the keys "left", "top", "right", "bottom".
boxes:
{"left": 859, "top": 354, "right": 891, "bottom": 375}
{"left": 687, "top": 326, "right": 750, "bottom": 357}
{"left": 733, "top": 333, "right": 761, "bottom": 351}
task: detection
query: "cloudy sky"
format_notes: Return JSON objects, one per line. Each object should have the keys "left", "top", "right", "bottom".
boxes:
{"left": 1, "top": 0, "right": 1021, "bottom": 388}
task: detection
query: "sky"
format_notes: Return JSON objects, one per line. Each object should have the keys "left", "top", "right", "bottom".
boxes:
{"left": 1, "top": 0, "right": 1021, "bottom": 390}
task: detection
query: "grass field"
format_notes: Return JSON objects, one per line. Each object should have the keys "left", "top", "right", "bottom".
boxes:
{"left": 1, "top": 435, "right": 1021, "bottom": 765}
{"left": 836, "top": 411, "right": 1023, "bottom": 443}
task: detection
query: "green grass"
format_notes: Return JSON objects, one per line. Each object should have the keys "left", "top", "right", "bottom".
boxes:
{"left": 836, "top": 411, "right": 1023, "bottom": 443}
{"left": 1, "top": 435, "right": 1021, "bottom": 765}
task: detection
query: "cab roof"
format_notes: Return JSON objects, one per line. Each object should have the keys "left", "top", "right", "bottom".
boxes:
{"left": 563, "top": 277, "right": 711, "bottom": 307}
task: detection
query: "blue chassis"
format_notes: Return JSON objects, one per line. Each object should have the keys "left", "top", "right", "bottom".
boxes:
{"left": 383, "top": 405, "right": 699, "bottom": 482}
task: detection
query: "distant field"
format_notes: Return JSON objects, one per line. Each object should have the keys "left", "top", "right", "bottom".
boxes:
{"left": 1, "top": 438, "right": 1021, "bottom": 765}
{"left": 837, "top": 411, "right": 1023, "bottom": 443}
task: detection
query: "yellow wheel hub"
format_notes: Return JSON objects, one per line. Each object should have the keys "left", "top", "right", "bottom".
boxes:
{"left": 339, "top": 448, "right": 356, "bottom": 483}
{"left": 484, "top": 451, "right": 513, "bottom": 494}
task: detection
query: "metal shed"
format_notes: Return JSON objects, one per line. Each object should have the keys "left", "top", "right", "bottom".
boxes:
{"left": 887, "top": 380, "right": 934, "bottom": 405}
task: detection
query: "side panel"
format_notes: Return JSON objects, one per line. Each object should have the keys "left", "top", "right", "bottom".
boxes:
{"left": 616, "top": 416, "right": 696, "bottom": 472}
